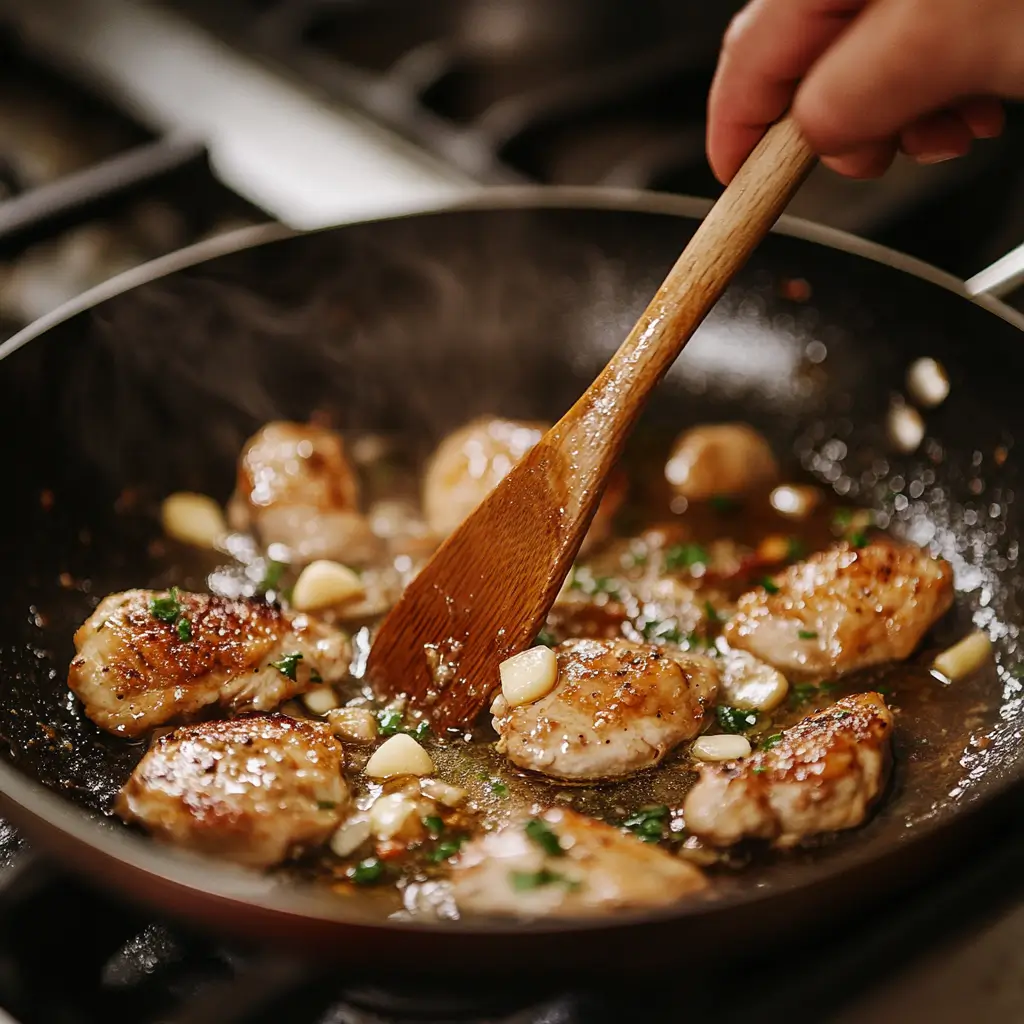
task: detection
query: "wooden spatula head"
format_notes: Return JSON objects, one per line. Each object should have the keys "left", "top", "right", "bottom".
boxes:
{"left": 367, "top": 116, "right": 816, "bottom": 730}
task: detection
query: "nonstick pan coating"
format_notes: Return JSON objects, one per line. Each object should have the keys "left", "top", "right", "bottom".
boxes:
{"left": 0, "top": 188, "right": 1022, "bottom": 977}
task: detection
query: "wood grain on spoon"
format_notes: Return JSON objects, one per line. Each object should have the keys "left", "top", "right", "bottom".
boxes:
{"left": 367, "top": 116, "right": 817, "bottom": 731}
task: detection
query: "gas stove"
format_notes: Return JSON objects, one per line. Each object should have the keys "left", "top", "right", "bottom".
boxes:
{"left": 0, "top": 2, "right": 1023, "bottom": 1021}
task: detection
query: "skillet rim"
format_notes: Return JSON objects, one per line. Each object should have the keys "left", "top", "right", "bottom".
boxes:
{"left": 1, "top": 183, "right": 1022, "bottom": 939}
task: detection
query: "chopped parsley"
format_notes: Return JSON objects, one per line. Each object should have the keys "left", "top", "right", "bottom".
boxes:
{"left": 665, "top": 543, "right": 708, "bottom": 571}
{"left": 704, "top": 600, "right": 722, "bottom": 624}
{"left": 623, "top": 805, "right": 669, "bottom": 843}
{"left": 270, "top": 651, "right": 303, "bottom": 681}
{"left": 833, "top": 709, "right": 852, "bottom": 719}
{"left": 256, "top": 559, "right": 285, "bottom": 595}
{"left": 832, "top": 508, "right": 854, "bottom": 529}
{"left": 525, "top": 818, "right": 564, "bottom": 857}
{"left": 150, "top": 587, "right": 183, "bottom": 623}
{"left": 476, "top": 772, "right": 510, "bottom": 797}
{"left": 752, "top": 766, "right": 767, "bottom": 774}
{"left": 797, "top": 629, "right": 818, "bottom": 640}
{"left": 642, "top": 619, "right": 685, "bottom": 645}
{"left": 509, "top": 869, "right": 581, "bottom": 893}
{"left": 762, "top": 733, "right": 783, "bottom": 750}
{"left": 848, "top": 531, "right": 868, "bottom": 548}
{"left": 348, "top": 857, "right": 384, "bottom": 885}
{"left": 789, "top": 681, "right": 838, "bottom": 706}
{"left": 569, "top": 569, "right": 622, "bottom": 599}
{"left": 176, "top": 617, "right": 192, "bottom": 642}
{"left": 423, "top": 815, "right": 444, "bottom": 837}
{"left": 317, "top": 800, "right": 337, "bottom": 810}
{"left": 534, "top": 629, "right": 557, "bottom": 648}
{"left": 377, "top": 709, "right": 431, "bottom": 741}
{"left": 429, "top": 837, "right": 466, "bottom": 863}
{"left": 786, "top": 537, "right": 806, "bottom": 561}
{"left": 716, "top": 705, "right": 759, "bottom": 733}
{"left": 761, "top": 577, "right": 780, "bottom": 594}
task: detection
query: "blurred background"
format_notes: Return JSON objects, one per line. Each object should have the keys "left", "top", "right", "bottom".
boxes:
{"left": 3, "top": 0, "right": 1024, "bottom": 347}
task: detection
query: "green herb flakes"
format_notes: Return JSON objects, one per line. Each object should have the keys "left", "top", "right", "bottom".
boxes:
{"left": 176, "top": 617, "right": 192, "bottom": 642}
{"left": 509, "top": 869, "right": 581, "bottom": 893}
{"left": 423, "top": 815, "right": 444, "bottom": 838}
{"left": 377, "top": 709, "right": 404, "bottom": 737}
{"left": 704, "top": 600, "right": 722, "bottom": 624}
{"left": 257, "top": 559, "right": 285, "bottom": 595}
{"left": 270, "top": 651, "right": 303, "bottom": 681}
{"left": 642, "top": 619, "right": 685, "bottom": 645}
{"left": 429, "top": 837, "right": 466, "bottom": 863}
{"left": 524, "top": 818, "right": 565, "bottom": 857}
{"left": 848, "top": 531, "right": 868, "bottom": 548}
{"left": 716, "top": 705, "right": 758, "bottom": 733}
{"left": 349, "top": 858, "right": 383, "bottom": 885}
{"left": 489, "top": 780, "right": 510, "bottom": 798}
{"left": 762, "top": 733, "right": 783, "bottom": 750}
{"left": 665, "top": 543, "right": 708, "bottom": 572}
{"left": 317, "top": 800, "right": 337, "bottom": 810}
{"left": 786, "top": 537, "right": 806, "bottom": 561}
{"left": 534, "top": 629, "right": 557, "bottom": 648}
{"left": 150, "top": 587, "right": 182, "bottom": 623}
{"left": 797, "top": 629, "right": 818, "bottom": 640}
{"left": 623, "top": 805, "right": 669, "bottom": 843}
{"left": 761, "top": 577, "right": 780, "bottom": 595}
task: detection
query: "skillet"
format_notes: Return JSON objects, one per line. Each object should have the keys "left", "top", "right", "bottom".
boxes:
{"left": 0, "top": 186, "right": 1022, "bottom": 981}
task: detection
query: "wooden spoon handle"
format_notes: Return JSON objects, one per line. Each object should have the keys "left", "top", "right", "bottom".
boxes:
{"left": 556, "top": 116, "right": 816, "bottom": 517}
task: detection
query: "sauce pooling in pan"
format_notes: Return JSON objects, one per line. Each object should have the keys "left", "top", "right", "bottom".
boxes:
{"left": 65, "top": 417, "right": 987, "bottom": 919}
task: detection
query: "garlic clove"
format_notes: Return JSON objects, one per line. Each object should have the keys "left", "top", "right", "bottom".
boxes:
{"left": 364, "top": 733, "right": 434, "bottom": 779}
{"left": 302, "top": 687, "right": 339, "bottom": 715}
{"left": 291, "top": 560, "right": 365, "bottom": 612}
{"left": 691, "top": 734, "right": 752, "bottom": 762}
{"left": 160, "top": 492, "right": 227, "bottom": 549}
{"left": 932, "top": 630, "right": 992, "bottom": 682}
{"left": 368, "top": 792, "right": 420, "bottom": 840}
{"left": 330, "top": 815, "right": 372, "bottom": 857}
{"left": 499, "top": 646, "right": 558, "bottom": 708}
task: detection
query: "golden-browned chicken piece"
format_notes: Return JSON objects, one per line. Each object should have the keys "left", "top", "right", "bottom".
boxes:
{"left": 664, "top": 423, "right": 778, "bottom": 499}
{"left": 116, "top": 713, "right": 348, "bottom": 868}
{"left": 684, "top": 692, "right": 893, "bottom": 848}
{"left": 724, "top": 541, "right": 954, "bottom": 678}
{"left": 421, "top": 417, "right": 624, "bottom": 553}
{"left": 491, "top": 639, "right": 718, "bottom": 781}
{"left": 69, "top": 589, "right": 349, "bottom": 737}
{"left": 227, "top": 421, "right": 380, "bottom": 564}
{"left": 451, "top": 807, "right": 706, "bottom": 917}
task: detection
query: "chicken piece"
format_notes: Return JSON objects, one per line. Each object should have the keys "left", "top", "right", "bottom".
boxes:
{"left": 724, "top": 541, "right": 954, "bottom": 678}
{"left": 684, "top": 692, "right": 893, "bottom": 848}
{"left": 69, "top": 589, "right": 349, "bottom": 737}
{"left": 228, "top": 421, "right": 380, "bottom": 564}
{"left": 421, "top": 417, "right": 624, "bottom": 552}
{"left": 451, "top": 807, "right": 706, "bottom": 918}
{"left": 491, "top": 638, "right": 718, "bottom": 781}
{"left": 116, "top": 713, "right": 347, "bottom": 867}
{"left": 665, "top": 423, "right": 778, "bottom": 499}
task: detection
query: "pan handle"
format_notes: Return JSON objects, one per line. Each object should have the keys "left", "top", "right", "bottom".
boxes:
{"left": 965, "top": 241, "right": 1024, "bottom": 300}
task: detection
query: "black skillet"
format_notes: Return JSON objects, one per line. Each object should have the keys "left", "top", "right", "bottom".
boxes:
{"left": 0, "top": 188, "right": 1022, "bottom": 981}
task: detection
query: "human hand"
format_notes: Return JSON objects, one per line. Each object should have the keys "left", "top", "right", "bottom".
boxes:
{"left": 707, "top": 0, "right": 1024, "bottom": 184}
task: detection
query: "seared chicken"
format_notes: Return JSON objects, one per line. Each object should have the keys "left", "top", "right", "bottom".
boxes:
{"left": 724, "top": 541, "right": 954, "bottom": 678}
{"left": 228, "top": 421, "right": 380, "bottom": 564}
{"left": 664, "top": 423, "right": 778, "bottom": 499}
{"left": 451, "top": 807, "right": 706, "bottom": 917}
{"left": 69, "top": 589, "right": 349, "bottom": 737}
{"left": 116, "top": 713, "right": 347, "bottom": 867}
{"left": 421, "top": 417, "right": 624, "bottom": 553}
{"left": 684, "top": 692, "right": 893, "bottom": 848}
{"left": 491, "top": 639, "right": 718, "bottom": 781}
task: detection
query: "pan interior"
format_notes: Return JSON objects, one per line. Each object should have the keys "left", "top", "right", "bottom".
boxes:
{"left": 0, "top": 202, "right": 1022, "bottom": 928}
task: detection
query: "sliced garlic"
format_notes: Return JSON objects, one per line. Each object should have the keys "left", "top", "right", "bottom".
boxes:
{"left": 364, "top": 733, "right": 434, "bottom": 779}
{"left": 933, "top": 630, "right": 992, "bottom": 681}
{"left": 326, "top": 706, "right": 378, "bottom": 744}
{"left": 720, "top": 650, "right": 789, "bottom": 712}
{"left": 419, "top": 778, "right": 467, "bottom": 807}
{"left": 368, "top": 792, "right": 420, "bottom": 840}
{"left": 906, "top": 357, "right": 949, "bottom": 408}
{"left": 499, "top": 646, "right": 558, "bottom": 708}
{"left": 291, "top": 560, "right": 365, "bottom": 611}
{"left": 692, "top": 734, "right": 752, "bottom": 762}
{"left": 330, "top": 815, "right": 371, "bottom": 857}
{"left": 886, "top": 399, "right": 925, "bottom": 453}
{"left": 160, "top": 492, "right": 227, "bottom": 549}
{"left": 302, "top": 686, "right": 339, "bottom": 715}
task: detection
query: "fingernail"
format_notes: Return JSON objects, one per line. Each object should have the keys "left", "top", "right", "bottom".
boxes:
{"left": 916, "top": 152, "right": 961, "bottom": 165}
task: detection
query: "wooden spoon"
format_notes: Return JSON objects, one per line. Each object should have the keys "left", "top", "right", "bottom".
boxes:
{"left": 367, "top": 116, "right": 816, "bottom": 731}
